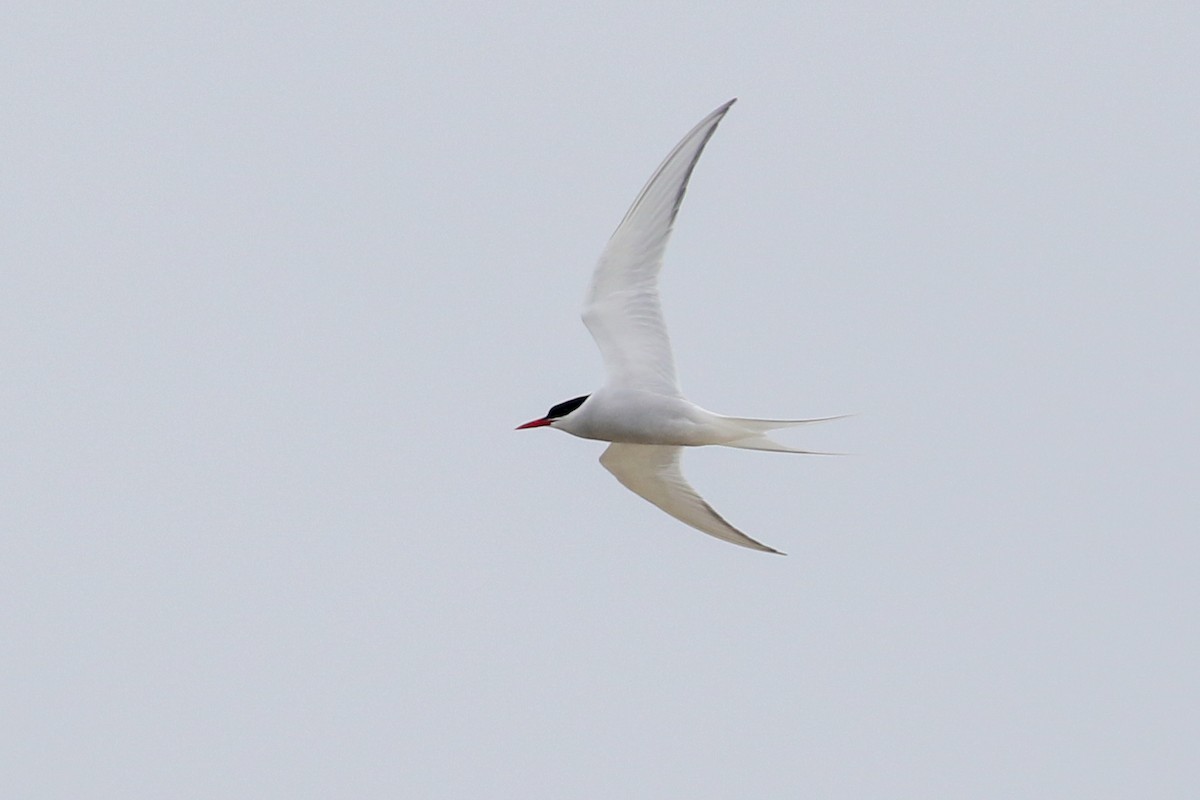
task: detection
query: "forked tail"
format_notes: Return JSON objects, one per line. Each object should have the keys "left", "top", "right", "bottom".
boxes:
{"left": 717, "top": 413, "right": 848, "bottom": 454}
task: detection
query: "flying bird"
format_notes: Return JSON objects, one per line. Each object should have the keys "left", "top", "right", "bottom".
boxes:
{"left": 518, "top": 99, "right": 837, "bottom": 554}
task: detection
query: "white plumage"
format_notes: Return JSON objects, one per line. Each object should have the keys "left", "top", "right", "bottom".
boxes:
{"left": 518, "top": 100, "right": 837, "bottom": 554}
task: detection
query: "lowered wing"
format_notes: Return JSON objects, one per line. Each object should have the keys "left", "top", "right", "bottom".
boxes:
{"left": 599, "top": 442, "right": 783, "bottom": 554}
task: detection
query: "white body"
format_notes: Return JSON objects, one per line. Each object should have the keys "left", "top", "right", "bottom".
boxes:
{"left": 557, "top": 390, "right": 738, "bottom": 447}
{"left": 529, "top": 100, "right": 834, "bottom": 554}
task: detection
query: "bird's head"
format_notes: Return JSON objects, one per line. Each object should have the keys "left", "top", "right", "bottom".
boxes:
{"left": 516, "top": 395, "right": 590, "bottom": 430}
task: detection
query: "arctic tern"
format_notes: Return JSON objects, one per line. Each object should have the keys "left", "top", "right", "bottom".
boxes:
{"left": 518, "top": 99, "right": 836, "bottom": 554}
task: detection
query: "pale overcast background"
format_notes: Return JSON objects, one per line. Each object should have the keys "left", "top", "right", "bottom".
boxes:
{"left": 4, "top": 4, "right": 1197, "bottom": 798}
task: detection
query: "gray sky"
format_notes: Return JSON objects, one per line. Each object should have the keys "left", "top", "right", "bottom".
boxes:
{"left": 4, "top": 3, "right": 1197, "bottom": 798}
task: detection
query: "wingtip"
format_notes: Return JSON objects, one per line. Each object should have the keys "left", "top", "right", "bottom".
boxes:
{"left": 744, "top": 538, "right": 786, "bottom": 556}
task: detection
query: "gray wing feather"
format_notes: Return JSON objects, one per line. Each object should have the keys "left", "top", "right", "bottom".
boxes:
{"left": 582, "top": 100, "right": 736, "bottom": 395}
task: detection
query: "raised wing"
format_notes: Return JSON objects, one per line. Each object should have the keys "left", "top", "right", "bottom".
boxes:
{"left": 582, "top": 99, "right": 736, "bottom": 396}
{"left": 599, "top": 442, "right": 783, "bottom": 554}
